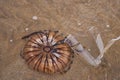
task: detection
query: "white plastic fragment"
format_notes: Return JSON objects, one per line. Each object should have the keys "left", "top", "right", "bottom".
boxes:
{"left": 75, "top": 44, "right": 84, "bottom": 51}
{"left": 65, "top": 34, "right": 99, "bottom": 66}
{"left": 65, "top": 27, "right": 120, "bottom": 66}
{"left": 89, "top": 27, "right": 120, "bottom": 61}
{"left": 64, "top": 34, "right": 79, "bottom": 46}
{"left": 80, "top": 49, "right": 101, "bottom": 66}
{"left": 98, "top": 36, "right": 120, "bottom": 59}
{"left": 104, "top": 36, "right": 120, "bottom": 52}
{"left": 96, "top": 34, "right": 104, "bottom": 54}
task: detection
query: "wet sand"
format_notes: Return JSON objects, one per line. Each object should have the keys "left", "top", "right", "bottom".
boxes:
{"left": 0, "top": 0, "right": 120, "bottom": 80}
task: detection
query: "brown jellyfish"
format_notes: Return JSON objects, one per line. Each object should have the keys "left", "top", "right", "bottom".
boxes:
{"left": 21, "top": 30, "right": 74, "bottom": 74}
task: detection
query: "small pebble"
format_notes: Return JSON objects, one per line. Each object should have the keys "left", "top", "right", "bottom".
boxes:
{"left": 78, "top": 22, "right": 82, "bottom": 26}
{"left": 88, "top": 48, "right": 91, "bottom": 51}
{"left": 32, "top": 16, "right": 38, "bottom": 20}
{"left": 25, "top": 28, "right": 29, "bottom": 31}
{"left": 10, "top": 39, "right": 13, "bottom": 43}
{"left": 106, "top": 25, "right": 110, "bottom": 28}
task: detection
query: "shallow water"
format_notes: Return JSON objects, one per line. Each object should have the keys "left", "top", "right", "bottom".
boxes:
{"left": 0, "top": 0, "right": 120, "bottom": 80}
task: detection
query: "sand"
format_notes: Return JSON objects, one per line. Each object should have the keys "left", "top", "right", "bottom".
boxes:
{"left": 0, "top": 0, "right": 120, "bottom": 80}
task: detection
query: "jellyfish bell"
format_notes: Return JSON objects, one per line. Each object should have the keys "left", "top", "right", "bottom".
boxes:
{"left": 21, "top": 30, "right": 74, "bottom": 74}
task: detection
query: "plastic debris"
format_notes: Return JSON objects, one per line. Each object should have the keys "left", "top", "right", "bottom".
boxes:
{"left": 65, "top": 27, "right": 120, "bottom": 66}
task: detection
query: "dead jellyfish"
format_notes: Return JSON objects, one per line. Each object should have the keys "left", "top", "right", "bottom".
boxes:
{"left": 21, "top": 30, "right": 74, "bottom": 74}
